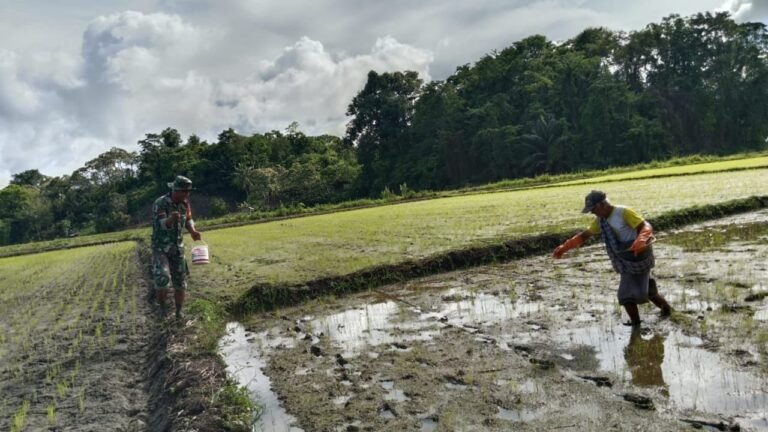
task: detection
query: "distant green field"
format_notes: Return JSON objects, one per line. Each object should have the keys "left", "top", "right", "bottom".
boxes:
{"left": 3, "top": 154, "right": 767, "bottom": 259}
{"left": 0, "top": 228, "right": 147, "bottom": 258}
{"left": 549, "top": 155, "right": 768, "bottom": 187}
{"left": 188, "top": 168, "right": 768, "bottom": 300}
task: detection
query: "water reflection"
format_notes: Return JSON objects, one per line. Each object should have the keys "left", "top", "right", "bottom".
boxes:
{"left": 309, "top": 290, "right": 542, "bottom": 357}
{"left": 219, "top": 323, "right": 303, "bottom": 432}
{"left": 438, "top": 291, "right": 542, "bottom": 326}
{"left": 557, "top": 325, "right": 768, "bottom": 422}
{"left": 624, "top": 329, "right": 668, "bottom": 397}
{"left": 310, "top": 301, "right": 439, "bottom": 357}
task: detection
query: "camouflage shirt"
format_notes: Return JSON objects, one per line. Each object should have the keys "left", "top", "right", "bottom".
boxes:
{"left": 151, "top": 194, "right": 192, "bottom": 252}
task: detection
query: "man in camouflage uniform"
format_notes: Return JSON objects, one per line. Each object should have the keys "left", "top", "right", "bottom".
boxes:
{"left": 151, "top": 175, "right": 202, "bottom": 319}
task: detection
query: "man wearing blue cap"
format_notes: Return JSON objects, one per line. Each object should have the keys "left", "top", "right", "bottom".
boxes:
{"left": 553, "top": 190, "right": 672, "bottom": 326}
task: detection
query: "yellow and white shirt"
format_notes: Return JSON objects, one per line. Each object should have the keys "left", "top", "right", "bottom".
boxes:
{"left": 586, "top": 205, "right": 644, "bottom": 243}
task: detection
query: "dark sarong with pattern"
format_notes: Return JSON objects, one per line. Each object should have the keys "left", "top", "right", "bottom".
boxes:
{"left": 599, "top": 218, "right": 654, "bottom": 274}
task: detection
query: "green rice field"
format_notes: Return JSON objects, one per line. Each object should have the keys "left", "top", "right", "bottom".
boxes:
{"left": 1, "top": 158, "right": 767, "bottom": 430}
{"left": 0, "top": 242, "right": 149, "bottom": 431}
{"left": 550, "top": 155, "right": 768, "bottom": 186}
{"left": 190, "top": 168, "right": 768, "bottom": 299}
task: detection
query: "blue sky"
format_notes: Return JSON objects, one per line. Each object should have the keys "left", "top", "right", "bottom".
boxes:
{"left": 0, "top": 0, "right": 762, "bottom": 187}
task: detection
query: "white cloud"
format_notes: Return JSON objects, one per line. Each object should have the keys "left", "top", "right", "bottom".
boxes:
{"left": 234, "top": 35, "right": 433, "bottom": 135}
{"left": 0, "top": 9, "right": 433, "bottom": 187}
{"left": 0, "top": 50, "right": 45, "bottom": 118}
{"left": 0, "top": 0, "right": 753, "bottom": 187}
{"left": 718, "top": 0, "right": 768, "bottom": 20}
{"left": 81, "top": 11, "right": 213, "bottom": 86}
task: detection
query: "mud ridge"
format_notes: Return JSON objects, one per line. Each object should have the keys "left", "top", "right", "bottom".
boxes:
{"left": 138, "top": 245, "right": 240, "bottom": 432}
{"left": 230, "top": 232, "right": 562, "bottom": 313}
{"left": 0, "top": 238, "right": 146, "bottom": 259}
{"left": 232, "top": 195, "right": 768, "bottom": 313}
{"left": 648, "top": 195, "right": 768, "bottom": 231}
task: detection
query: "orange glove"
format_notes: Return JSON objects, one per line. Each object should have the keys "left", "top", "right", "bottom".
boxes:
{"left": 553, "top": 234, "right": 584, "bottom": 259}
{"left": 628, "top": 223, "right": 655, "bottom": 256}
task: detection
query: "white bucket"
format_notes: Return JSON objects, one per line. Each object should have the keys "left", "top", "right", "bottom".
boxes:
{"left": 191, "top": 244, "right": 209, "bottom": 265}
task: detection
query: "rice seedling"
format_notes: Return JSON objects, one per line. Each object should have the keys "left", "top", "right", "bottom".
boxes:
{"left": 10, "top": 400, "right": 29, "bottom": 432}
{"left": 0, "top": 242, "right": 139, "bottom": 427}
{"left": 47, "top": 404, "right": 56, "bottom": 425}
{"left": 78, "top": 388, "right": 86, "bottom": 413}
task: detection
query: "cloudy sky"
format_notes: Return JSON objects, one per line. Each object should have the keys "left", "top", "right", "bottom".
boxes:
{"left": 0, "top": 0, "right": 765, "bottom": 187}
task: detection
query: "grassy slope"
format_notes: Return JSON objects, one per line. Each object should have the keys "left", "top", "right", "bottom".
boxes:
{"left": 189, "top": 168, "right": 768, "bottom": 300}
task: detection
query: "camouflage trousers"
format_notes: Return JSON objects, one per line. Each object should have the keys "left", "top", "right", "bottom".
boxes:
{"left": 152, "top": 246, "right": 188, "bottom": 291}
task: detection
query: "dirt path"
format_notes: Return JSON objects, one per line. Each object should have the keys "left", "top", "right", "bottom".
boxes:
{"left": 229, "top": 211, "right": 768, "bottom": 431}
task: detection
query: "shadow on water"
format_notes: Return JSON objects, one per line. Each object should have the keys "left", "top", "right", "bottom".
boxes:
{"left": 556, "top": 324, "right": 768, "bottom": 429}
{"left": 219, "top": 323, "right": 303, "bottom": 432}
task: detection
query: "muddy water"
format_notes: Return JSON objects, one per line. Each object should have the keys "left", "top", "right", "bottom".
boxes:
{"left": 222, "top": 210, "right": 768, "bottom": 431}
{"left": 219, "top": 323, "right": 303, "bottom": 432}
{"left": 556, "top": 325, "right": 767, "bottom": 421}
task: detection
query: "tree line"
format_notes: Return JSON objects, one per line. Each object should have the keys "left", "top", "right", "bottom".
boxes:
{"left": 346, "top": 12, "right": 768, "bottom": 194}
{"left": 1, "top": 12, "right": 767, "bottom": 245}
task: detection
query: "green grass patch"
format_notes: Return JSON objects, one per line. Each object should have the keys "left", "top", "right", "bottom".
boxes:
{"left": 184, "top": 299, "right": 229, "bottom": 354}
{"left": 0, "top": 228, "right": 148, "bottom": 258}
{"left": 212, "top": 380, "right": 261, "bottom": 431}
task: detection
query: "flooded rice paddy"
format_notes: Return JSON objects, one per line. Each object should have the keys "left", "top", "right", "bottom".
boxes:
{"left": 220, "top": 210, "right": 768, "bottom": 431}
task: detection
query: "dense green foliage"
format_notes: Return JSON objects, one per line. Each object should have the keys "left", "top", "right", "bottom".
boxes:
{"left": 1, "top": 12, "right": 766, "bottom": 246}
{"left": 345, "top": 12, "right": 768, "bottom": 193}
{"left": 0, "top": 128, "right": 359, "bottom": 245}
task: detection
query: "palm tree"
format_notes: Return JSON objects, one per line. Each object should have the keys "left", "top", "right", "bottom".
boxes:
{"left": 517, "top": 114, "right": 567, "bottom": 176}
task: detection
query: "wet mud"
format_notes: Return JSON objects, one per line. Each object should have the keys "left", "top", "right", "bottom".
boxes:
{"left": 225, "top": 210, "right": 768, "bottom": 432}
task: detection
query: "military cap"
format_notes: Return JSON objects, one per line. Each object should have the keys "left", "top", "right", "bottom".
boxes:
{"left": 168, "top": 175, "right": 193, "bottom": 191}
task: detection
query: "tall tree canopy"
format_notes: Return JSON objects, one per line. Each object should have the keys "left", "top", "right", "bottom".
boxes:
{"left": 343, "top": 12, "right": 768, "bottom": 192}
{"left": 2, "top": 12, "right": 767, "bottom": 245}
{"left": 345, "top": 70, "right": 423, "bottom": 194}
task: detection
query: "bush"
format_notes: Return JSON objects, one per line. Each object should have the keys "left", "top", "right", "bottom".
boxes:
{"left": 380, "top": 186, "right": 397, "bottom": 200}
{"left": 210, "top": 197, "right": 229, "bottom": 217}
{"left": 94, "top": 212, "right": 130, "bottom": 233}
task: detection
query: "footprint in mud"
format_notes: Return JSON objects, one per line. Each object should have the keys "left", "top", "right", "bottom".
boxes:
{"left": 622, "top": 392, "right": 655, "bottom": 410}
{"left": 528, "top": 358, "right": 555, "bottom": 370}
